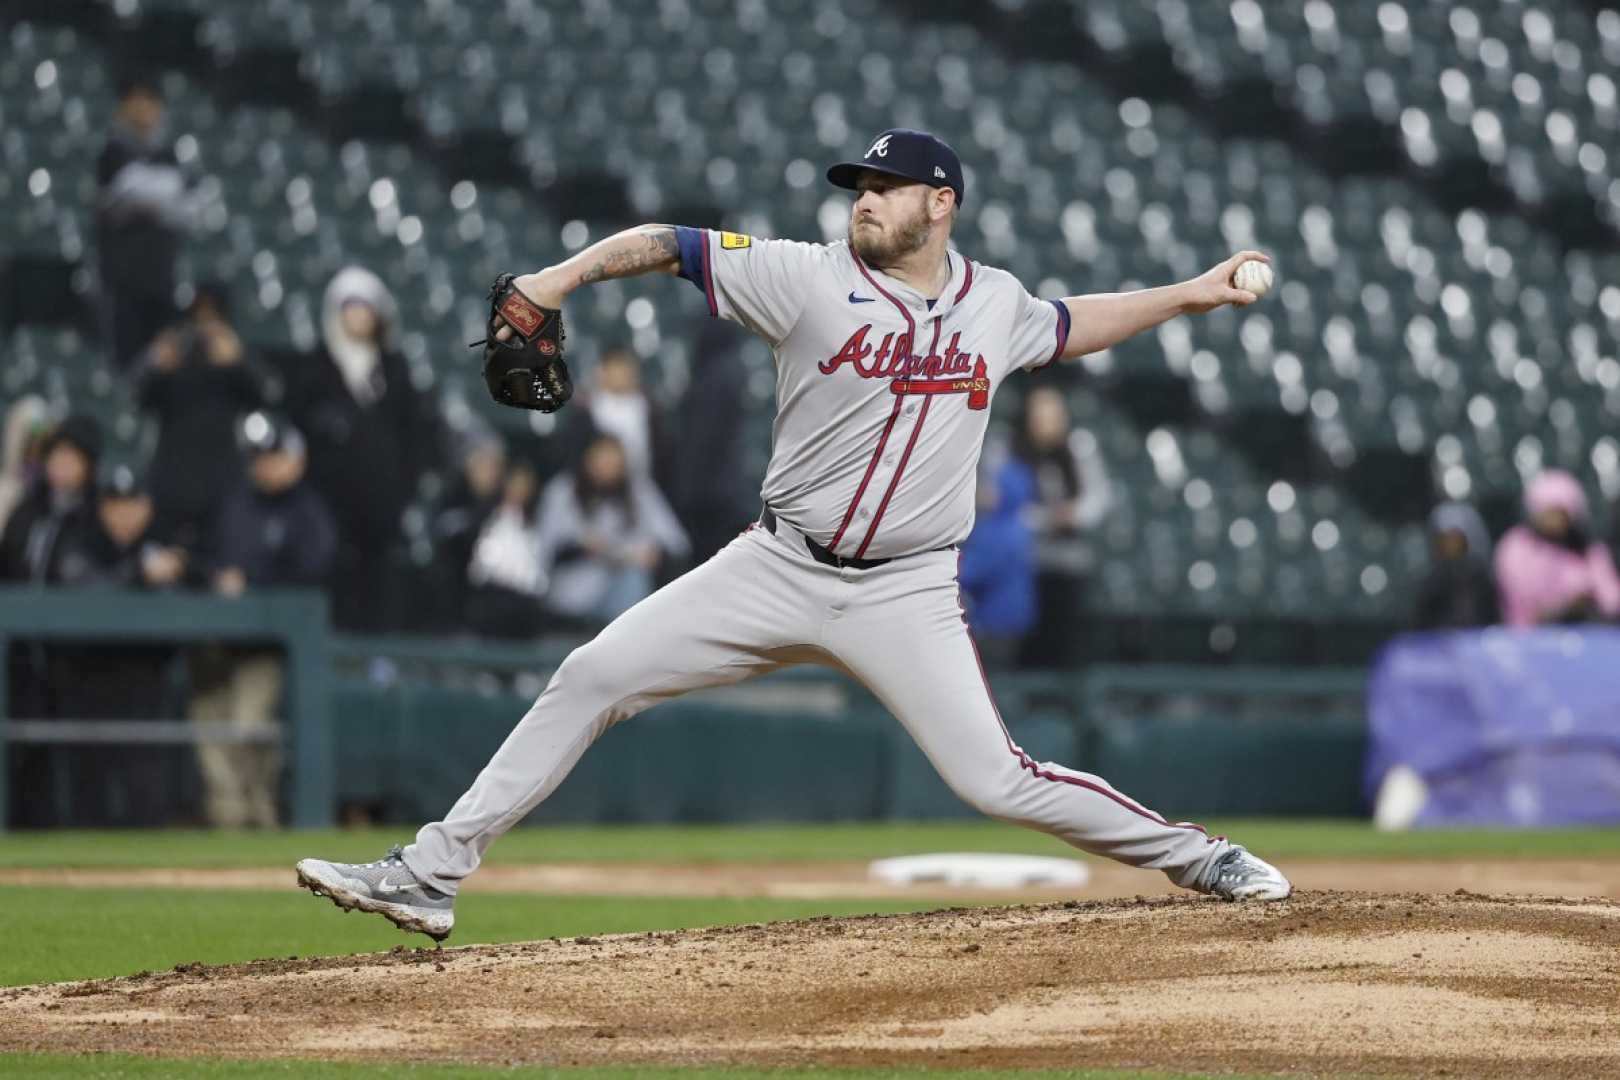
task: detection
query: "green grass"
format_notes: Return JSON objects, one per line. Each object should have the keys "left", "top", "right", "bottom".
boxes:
{"left": 4, "top": 819, "right": 1620, "bottom": 870}
{"left": 0, "top": 1058, "right": 1337, "bottom": 1080}
{"left": 0, "top": 888, "right": 947, "bottom": 987}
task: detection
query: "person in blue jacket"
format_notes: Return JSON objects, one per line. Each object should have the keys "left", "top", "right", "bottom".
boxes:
{"left": 960, "top": 453, "right": 1039, "bottom": 669}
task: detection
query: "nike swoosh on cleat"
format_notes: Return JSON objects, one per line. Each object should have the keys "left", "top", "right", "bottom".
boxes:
{"left": 373, "top": 878, "right": 425, "bottom": 896}
{"left": 848, "top": 292, "right": 876, "bottom": 304}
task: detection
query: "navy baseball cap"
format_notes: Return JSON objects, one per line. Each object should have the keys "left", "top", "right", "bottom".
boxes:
{"left": 238, "top": 410, "right": 306, "bottom": 458}
{"left": 99, "top": 462, "right": 148, "bottom": 499}
{"left": 827, "top": 128, "right": 965, "bottom": 206}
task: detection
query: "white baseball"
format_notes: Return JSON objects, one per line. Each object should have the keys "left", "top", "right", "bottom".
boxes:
{"left": 1233, "top": 259, "right": 1273, "bottom": 297}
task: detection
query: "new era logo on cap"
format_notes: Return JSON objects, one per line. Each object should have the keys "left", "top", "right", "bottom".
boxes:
{"left": 828, "top": 128, "right": 966, "bottom": 206}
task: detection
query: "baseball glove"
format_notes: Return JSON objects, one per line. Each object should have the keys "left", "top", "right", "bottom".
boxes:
{"left": 472, "top": 273, "right": 573, "bottom": 413}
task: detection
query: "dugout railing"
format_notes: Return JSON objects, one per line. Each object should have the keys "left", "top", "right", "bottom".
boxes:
{"left": 0, "top": 586, "right": 333, "bottom": 830}
{"left": 0, "top": 587, "right": 1372, "bottom": 829}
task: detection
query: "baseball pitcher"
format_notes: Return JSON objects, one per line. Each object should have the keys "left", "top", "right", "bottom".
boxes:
{"left": 297, "top": 129, "right": 1289, "bottom": 941}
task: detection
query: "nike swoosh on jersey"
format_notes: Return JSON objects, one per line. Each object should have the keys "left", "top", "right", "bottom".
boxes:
{"left": 848, "top": 292, "right": 876, "bottom": 304}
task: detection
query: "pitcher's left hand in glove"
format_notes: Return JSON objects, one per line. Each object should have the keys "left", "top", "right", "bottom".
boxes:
{"left": 474, "top": 272, "right": 573, "bottom": 413}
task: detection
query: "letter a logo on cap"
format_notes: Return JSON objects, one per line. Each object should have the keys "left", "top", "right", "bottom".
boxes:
{"left": 866, "top": 134, "right": 892, "bottom": 158}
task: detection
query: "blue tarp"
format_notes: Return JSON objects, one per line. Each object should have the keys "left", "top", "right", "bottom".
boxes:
{"left": 1366, "top": 627, "right": 1620, "bottom": 827}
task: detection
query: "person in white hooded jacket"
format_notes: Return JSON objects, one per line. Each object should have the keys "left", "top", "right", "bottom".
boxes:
{"left": 278, "top": 266, "right": 441, "bottom": 630}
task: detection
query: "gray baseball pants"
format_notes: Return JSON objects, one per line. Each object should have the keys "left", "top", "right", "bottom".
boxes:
{"left": 402, "top": 521, "right": 1229, "bottom": 895}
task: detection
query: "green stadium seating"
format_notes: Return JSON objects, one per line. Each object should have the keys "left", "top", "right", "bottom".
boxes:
{"left": 3, "top": 0, "right": 1618, "bottom": 631}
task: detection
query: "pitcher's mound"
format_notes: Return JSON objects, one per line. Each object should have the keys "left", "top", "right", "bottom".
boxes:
{"left": 4, "top": 892, "right": 1617, "bottom": 1077}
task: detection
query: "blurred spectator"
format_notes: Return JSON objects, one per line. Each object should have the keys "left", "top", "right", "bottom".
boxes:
{"left": 431, "top": 426, "right": 507, "bottom": 631}
{"left": 280, "top": 266, "right": 441, "bottom": 631}
{"left": 960, "top": 454, "right": 1039, "bottom": 669}
{"left": 190, "top": 413, "right": 337, "bottom": 829}
{"left": 1495, "top": 470, "right": 1620, "bottom": 628}
{"left": 536, "top": 433, "right": 689, "bottom": 624}
{"left": 0, "top": 395, "right": 49, "bottom": 535}
{"left": 465, "top": 461, "right": 547, "bottom": 639}
{"left": 137, "top": 283, "right": 266, "bottom": 553}
{"left": 1011, "top": 387, "right": 1112, "bottom": 667}
{"left": 90, "top": 464, "right": 193, "bottom": 589}
{"left": 1414, "top": 502, "right": 1499, "bottom": 630}
{"left": 0, "top": 414, "right": 104, "bottom": 585}
{"left": 0, "top": 414, "right": 102, "bottom": 730}
{"left": 584, "top": 347, "right": 662, "bottom": 480}
{"left": 56, "top": 464, "right": 194, "bottom": 827}
{"left": 211, "top": 412, "right": 338, "bottom": 595}
{"left": 663, "top": 319, "right": 753, "bottom": 565}
{"left": 1, "top": 416, "right": 107, "bottom": 826}
{"left": 96, "top": 74, "right": 188, "bottom": 370}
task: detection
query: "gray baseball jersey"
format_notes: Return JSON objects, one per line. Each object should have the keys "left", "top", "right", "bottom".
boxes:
{"left": 674, "top": 228, "right": 1071, "bottom": 559}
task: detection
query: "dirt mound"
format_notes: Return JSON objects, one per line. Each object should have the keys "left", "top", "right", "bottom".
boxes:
{"left": 4, "top": 892, "right": 1618, "bottom": 1077}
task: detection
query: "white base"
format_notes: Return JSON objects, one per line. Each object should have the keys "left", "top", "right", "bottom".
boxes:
{"left": 868, "top": 852, "right": 1091, "bottom": 889}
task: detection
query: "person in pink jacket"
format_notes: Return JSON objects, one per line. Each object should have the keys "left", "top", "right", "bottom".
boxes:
{"left": 1494, "top": 469, "right": 1620, "bottom": 628}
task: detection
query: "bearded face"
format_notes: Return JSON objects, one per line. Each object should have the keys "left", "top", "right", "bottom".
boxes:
{"left": 848, "top": 181, "right": 936, "bottom": 266}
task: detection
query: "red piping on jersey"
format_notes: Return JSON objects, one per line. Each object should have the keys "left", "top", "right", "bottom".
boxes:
{"left": 832, "top": 250, "right": 920, "bottom": 556}
{"left": 855, "top": 395, "right": 929, "bottom": 558}
{"left": 953, "top": 553, "right": 1219, "bottom": 843}
{"left": 829, "top": 397, "right": 902, "bottom": 554}
{"left": 854, "top": 316, "right": 945, "bottom": 558}
{"left": 849, "top": 251, "right": 918, "bottom": 337}
{"left": 699, "top": 230, "right": 718, "bottom": 317}
{"left": 952, "top": 257, "right": 975, "bottom": 305}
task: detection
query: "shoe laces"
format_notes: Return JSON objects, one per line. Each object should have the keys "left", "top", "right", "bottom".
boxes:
{"left": 1209, "top": 846, "right": 1264, "bottom": 888}
{"left": 362, "top": 845, "right": 408, "bottom": 869}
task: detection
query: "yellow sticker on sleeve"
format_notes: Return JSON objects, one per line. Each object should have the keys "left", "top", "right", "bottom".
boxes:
{"left": 719, "top": 231, "right": 753, "bottom": 250}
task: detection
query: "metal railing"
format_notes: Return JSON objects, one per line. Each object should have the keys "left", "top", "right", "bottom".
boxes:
{"left": 0, "top": 586, "right": 331, "bottom": 829}
{"left": 0, "top": 587, "right": 1376, "bottom": 827}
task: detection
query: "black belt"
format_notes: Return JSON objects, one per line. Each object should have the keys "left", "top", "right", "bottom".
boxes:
{"left": 759, "top": 506, "right": 893, "bottom": 570}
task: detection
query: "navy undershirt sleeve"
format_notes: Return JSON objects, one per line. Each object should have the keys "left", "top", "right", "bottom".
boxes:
{"left": 674, "top": 226, "right": 707, "bottom": 292}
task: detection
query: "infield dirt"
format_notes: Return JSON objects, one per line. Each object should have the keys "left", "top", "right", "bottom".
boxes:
{"left": 4, "top": 892, "right": 1618, "bottom": 1078}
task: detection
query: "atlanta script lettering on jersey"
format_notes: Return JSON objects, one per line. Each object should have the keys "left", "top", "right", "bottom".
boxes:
{"left": 818, "top": 325, "right": 985, "bottom": 381}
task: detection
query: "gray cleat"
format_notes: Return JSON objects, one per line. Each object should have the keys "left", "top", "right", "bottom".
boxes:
{"left": 1198, "top": 844, "right": 1293, "bottom": 901}
{"left": 295, "top": 845, "right": 455, "bottom": 941}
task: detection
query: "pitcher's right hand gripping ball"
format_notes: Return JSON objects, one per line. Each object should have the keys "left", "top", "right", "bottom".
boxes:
{"left": 474, "top": 273, "right": 573, "bottom": 413}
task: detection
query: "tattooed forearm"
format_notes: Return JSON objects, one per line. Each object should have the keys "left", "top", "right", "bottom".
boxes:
{"left": 571, "top": 225, "right": 680, "bottom": 288}
{"left": 517, "top": 225, "right": 680, "bottom": 309}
